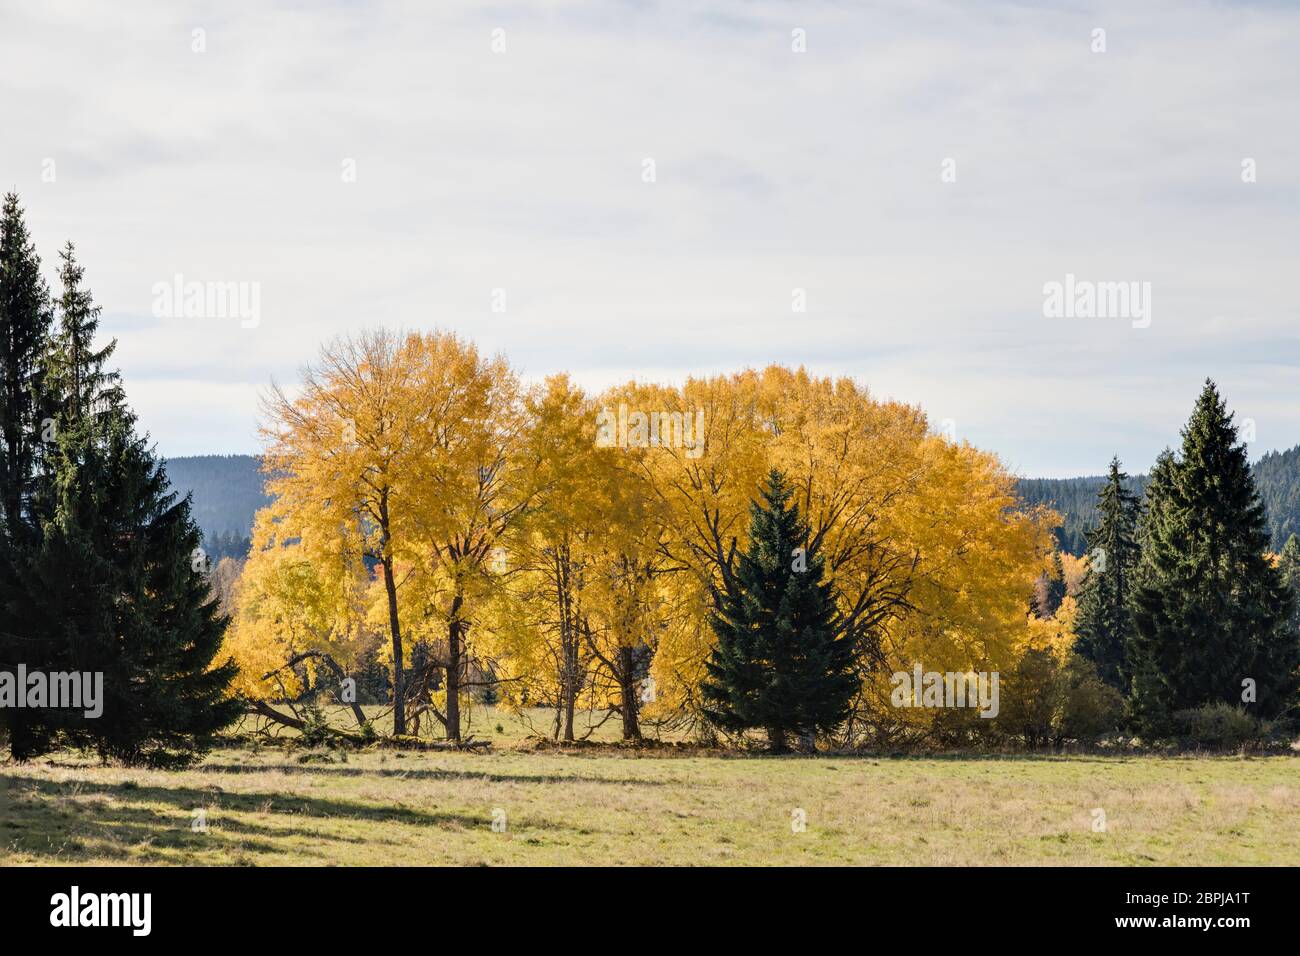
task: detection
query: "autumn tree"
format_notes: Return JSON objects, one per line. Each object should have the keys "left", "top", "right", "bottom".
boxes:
{"left": 397, "top": 332, "right": 562, "bottom": 742}
{"left": 490, "top": 376, "right": 603, "bottom": 740}
{"left": 646, "top": 366, "right": 1052, "bottom": 741}
{"left": 260, "top": 329, "right": 422, "bottom": 735}
{"left": 246, "top": 340, "right": 1056, "bottom": 748}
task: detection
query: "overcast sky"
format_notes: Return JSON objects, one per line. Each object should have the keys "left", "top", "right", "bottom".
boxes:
{"left": 3, "top": 0, "right": 1298, "bottom": 477}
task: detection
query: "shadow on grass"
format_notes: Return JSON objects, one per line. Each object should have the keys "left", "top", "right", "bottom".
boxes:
{"left": 200, "top": 762, "right": 672, "bottom": 786}
{"left": 848, "top": 751, "right": 1290, "bottom": 763}
{"left": 0, "top": 773, "right": 494, "bottom": 863}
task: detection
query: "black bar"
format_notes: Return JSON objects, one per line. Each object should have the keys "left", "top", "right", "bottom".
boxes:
{"left": 0, "top": 866, "right": 1284, "bottom": 941}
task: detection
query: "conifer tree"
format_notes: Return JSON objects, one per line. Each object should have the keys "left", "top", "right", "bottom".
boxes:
{"left": 3, "top": 211, "right": 239, "bottom": 763}
{"left": 1074, "top": 457, "right": 1141, "bottom": 688}
{"left": 1129, "top": 381, "right": 1298, "bottom": 733}
{"left": 47, "top": 243, "right": 122, "bottom": 433}
{"left": 1277, "top": 534, "right": 1300, "bottom": 635}
{"left": 21, "top": 412, "right": 241, "bottom": 765}
{"left": 1033, "top": 551, "right": 1067, "bottom": 619}
{"left": 701, "top": 469, "right": 857, "bottom": 753}
{"left": 0, "top": 192, "right": 52, "bottom": 540}
{"left": 0, "top": 193, "right": 54, "bottom": 756}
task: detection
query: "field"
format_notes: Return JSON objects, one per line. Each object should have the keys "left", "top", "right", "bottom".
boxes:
{"left": 2, "top": 709, "right": 1296, "bottom": 866}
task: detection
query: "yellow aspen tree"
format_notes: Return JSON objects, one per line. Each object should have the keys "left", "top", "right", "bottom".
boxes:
{"left": 490, "top": 375, "right": 603, "bottom": 740}
{"left": 259, "top": 328, "right": 424, "bottom": 735}
{"left": 399, "top": 333, "right": 562, "bottom": 742}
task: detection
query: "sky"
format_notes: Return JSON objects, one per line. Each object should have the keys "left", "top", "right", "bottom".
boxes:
{"left": 2, "top": 0, "right": 1298, "bottom": 478}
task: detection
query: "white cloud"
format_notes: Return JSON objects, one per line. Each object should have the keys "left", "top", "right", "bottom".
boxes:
{"left": 3, "top": 0, "right": 1297, "bottom": 475}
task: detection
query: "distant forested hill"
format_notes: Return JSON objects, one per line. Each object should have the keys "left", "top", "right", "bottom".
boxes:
{"left": 1015, "top": 474, "right": 1148, "bottom": 555}
{"left": 162, "top": 454, "right": 268, "bottom": 559}
{"left": 1253, "top": 445, "right": 1300, "bottom": 548}
{"left": 164, "top": 445, "right": 1300, "bottom": 561}
{"left": 1017, "top": 444, "right": 1300, "bottom": 555}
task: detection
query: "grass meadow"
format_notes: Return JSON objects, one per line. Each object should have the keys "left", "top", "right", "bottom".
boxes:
{"left": 2, "top": 707, "right": 1296, "bottom": 866}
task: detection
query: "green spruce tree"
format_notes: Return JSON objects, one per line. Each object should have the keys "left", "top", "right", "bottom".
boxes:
{"left": 3, "top": 217, "right": 239, "bottom": 764}
{"left": 0, "top": 193, "right": 53, "bottom": 536}
{"left": 23, "top": 412, "right": 242, "bottom": 766}
{"left": 701, "top": 469, "right": 857, "bottom": 753}
{"left": 1033, "top": 551, "right": 1068, "bottom": 619}
{"left": 1129, "top": 381, "right": 1298, "bottom": 734}
{"left": 1074, "top": 457, "right": 1141, "bottom": 688}
{"left": 1277, "top": 534, "right": 1300, "bottom": 635}
{"left": 0, "top": 193, "right": 55, "bottom": 756}
{"left": 47, "top": 243, "right": 122, "bottom": 432}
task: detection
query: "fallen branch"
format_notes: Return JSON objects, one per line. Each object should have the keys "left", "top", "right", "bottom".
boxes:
{"left": 243, "top": 699, "right": 490, "bottom": 751}
{"left": 245, "top": 699, "right": 367, "bottom": 745}
{"left": 261, "top": 650, "right": 370, "bottom": 729}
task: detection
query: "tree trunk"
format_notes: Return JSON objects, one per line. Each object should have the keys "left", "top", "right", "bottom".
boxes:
{"left": 558, "top": 547, "right": 577, "bottom": 742}
{"left": 446, "top": 593, "right": 463, "bottom": 743}
{"left": 266, "top": 651, "right": 368, "bottom": 729}
{"left": 767, "top": 726, "right": 788, "bottom": 754}
{"left": 563, "top": 693, "right": 575, "bottom": 742}
{"left": 380, "top": 555, "right": 405, "bottom": 736}
{"left": 561, "top": 623, "right": 578, "bottom": 742}
{"left": 618, "top": 645, "right": 641, "bottom": 741}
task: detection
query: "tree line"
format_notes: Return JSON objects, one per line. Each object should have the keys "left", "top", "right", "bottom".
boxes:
{"left": 228, "top": 326, "right": 1056, "bottom": 748}
{"left": 3, "top": 190, "right": 1295, "bottom": 762}
{"left": 1018, "top": 443, "right": 1300, "bottom": 557}
{"left": 1072, "top": 383, "right": 1300, "bottom": 740}
{"left": 228, "top": 328, "right": 1300, "bottom": 752}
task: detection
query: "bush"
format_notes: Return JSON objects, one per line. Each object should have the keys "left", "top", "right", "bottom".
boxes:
{"left": 358, "top": 719, "right": 378, "bottom": 744}
{"left": 998, "top": 649, "right": 1123, "bottom": 750}
{"left": 1055, "top": 654, "right": 1124, "bottom": 746}
{"left": 1000, "top": 647, "right": 1059, "bottom": 749}
{"left": 1172, "top": 703, "right": 1264, "bottom": 750}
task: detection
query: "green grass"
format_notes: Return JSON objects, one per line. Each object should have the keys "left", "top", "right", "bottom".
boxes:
{"left": 3, "top": 711, "right": 1296, "bottom": 865}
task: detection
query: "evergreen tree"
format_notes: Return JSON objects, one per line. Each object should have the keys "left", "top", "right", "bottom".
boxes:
{"left": 1074, "top": 457, "right": 1141, "bottom": 688}
{"left": 46, "top": 243, "right": 122, "bottom": 434}
{"left": 0, "top": 192, "right": 52, "bottom": 539}
{"left": 2, "top": 208, "right": 239, "bottom": 764}
{"left": 1277, "top": 534, "right": 1300, "bottom": 635}
{"left": 1033, "top": 551, "right": 1067, "bottom": 619}
{"left": 0, "top": 193, "right": 55, "bottom": 755}
{"left": 20, "top": 412, "right": 241, "bottom": 766}
{"left": 701, "top": 469, "right": 857, "bottom": 753}
{"left": 1129, "top": 381, "right": 1298, "bottom": 734}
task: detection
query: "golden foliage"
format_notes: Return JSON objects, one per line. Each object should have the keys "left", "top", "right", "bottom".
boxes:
{"left": 226, "top": 335, "right": 1056, "bottom": 742}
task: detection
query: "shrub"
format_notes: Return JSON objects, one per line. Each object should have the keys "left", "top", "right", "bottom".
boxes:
{"left": 1172, "top": 703, "right": 1264, "bottom": 750}
{"left": 1055, "top": 654, "right": 1124, "bottom": 746}
{"left": 299, "top": 700, "right": 333, "bottom": 748}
